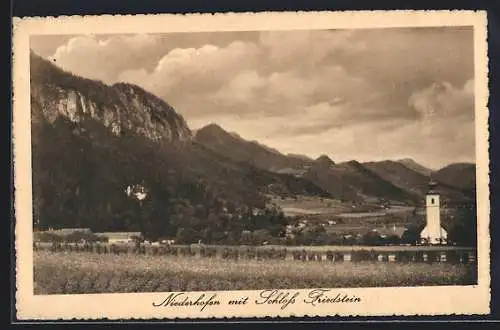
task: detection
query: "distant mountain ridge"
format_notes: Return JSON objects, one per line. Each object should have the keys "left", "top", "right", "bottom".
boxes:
{"left": 397, "top": 158, "right": 433, "bottom": 176}
{"left": 195, "top": 123, "right": 476, "bottom": 204}
{"left": 432, "top": 163, "right": 476, "bottom": 196}
{"left": 363, "top": 160, "right": 472, "bottom": 202}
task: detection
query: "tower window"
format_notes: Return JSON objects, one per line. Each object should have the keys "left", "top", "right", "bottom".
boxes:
{"left": 431, "top": 198, "right": 435, "bottom": 204}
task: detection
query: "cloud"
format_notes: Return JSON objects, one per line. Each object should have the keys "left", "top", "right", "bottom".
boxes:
{"left": 146, "top": 41, "right": 259, "bottom": 93}
{"left": 258, "top": 30, "right": 366, "bottom": 72}
{"left": 50, "top": 34, "right": 162, "bottom": 84}
{"left": 30, "top": 35, "right": 77, "bottom": 58}
{"left": 117, "top": 41, "right": 371, "bottom": 124}
{"left": 45, "top": 33, "right": 259, "bottom": 85}
{"left": 207, "top": 63, "right": 369, "bottom": 122}
{"left": 335, "top": 27, "right": 474, "bottom": 86}
{"left": 116, "top": 41, "right": 261, "bottom": 117}
{"left": 212, "top": 70, "right": 267, "bottom": 105}
{"left": 408, "top": 79, "right": 475, "bottom": 121}
{"left": 31, "top": 27, "right": 476, "bottom": 168}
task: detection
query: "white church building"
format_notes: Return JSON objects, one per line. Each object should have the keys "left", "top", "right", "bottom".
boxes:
{"left": 420, "top": 180, "right": 448, "bottom": 245}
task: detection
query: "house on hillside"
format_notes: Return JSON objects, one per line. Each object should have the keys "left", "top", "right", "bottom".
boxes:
{"left": 95, "top": 232, "right": 142, "bottom": 244}
{"left": 125, "top": 184, "right": 148, "bottom": 201}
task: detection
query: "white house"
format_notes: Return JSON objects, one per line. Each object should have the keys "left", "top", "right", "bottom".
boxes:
{"left": 125, "top": 184, "right": 148, "bottom": 201}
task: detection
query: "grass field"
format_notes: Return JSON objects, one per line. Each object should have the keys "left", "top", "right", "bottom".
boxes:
{"left": 273, "top": 196, "right": 370, "bottom": 216}
{"left": 273, "top": 196, "right": 415, "bottom": 216}
{"left": 34, "top": 251, "right": 477, "bottom": 295}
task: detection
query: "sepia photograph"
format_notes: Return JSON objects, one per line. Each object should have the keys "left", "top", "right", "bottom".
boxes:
{"left": 13, "top": 11, "right": 490, "bottom": 319}
{"left": 28, "top": 26, "right": 479, "bottom": 293}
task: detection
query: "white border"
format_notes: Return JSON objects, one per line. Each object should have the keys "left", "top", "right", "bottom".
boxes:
{"left": 12, "top": 10, "right": 490, "bottom": 320}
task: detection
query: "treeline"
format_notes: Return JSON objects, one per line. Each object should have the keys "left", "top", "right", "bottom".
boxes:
{"left": 34, "top": 243, "right": 476, "bottom": 265}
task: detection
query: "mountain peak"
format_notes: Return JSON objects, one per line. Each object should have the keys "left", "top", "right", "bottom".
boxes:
{"left": 201, "top": 123, "right": 224, "bottom": 131}
{"left": 315, "top": 154, "right": 335, "bottom": 166}
{"left": 397, "top": 158, "right": 432, "bottom": 176}
{"left": 345, "top": 160, "right": 362, "bottom": 167}
{"left": 195, "top": 123, "right": 233, "bottom": 142}
{"left": 194, "top": 124, "right": 314, "bottom": 172}
{"left": 397, "top": 158, "right": 419, "bottom": 165}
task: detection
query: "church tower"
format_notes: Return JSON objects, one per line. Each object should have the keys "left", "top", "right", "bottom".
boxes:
{"left": 420, "top": 180, "right": 447, "bottom": 245}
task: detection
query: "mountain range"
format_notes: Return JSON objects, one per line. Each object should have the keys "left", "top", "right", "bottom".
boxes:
{"left": 194, "top": 123, "right": 475, "bottom": 203}
{"left": 29, "top": 51, "right": 476, "bottom": 233}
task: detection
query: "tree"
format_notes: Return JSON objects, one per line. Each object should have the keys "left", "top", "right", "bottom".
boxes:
{"left": 449, "top": 201, "right": 477, "bottom": 247}
{"left": 384, "top": 234, "right": 401, "bottom": 245}
{"left": 324, "top": 233, "right": 343, "bottom": 245}
{"left": 401, "top": 225, "right": 422, "bottom": 245}
{"left": 362, "top": 230, "right": 382, "bottom": 245}
{"left": 176, "top": 227, "right": 198, "bottom": 244}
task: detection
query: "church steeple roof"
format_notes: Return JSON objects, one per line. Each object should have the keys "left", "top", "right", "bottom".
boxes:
{"left": 427, "top": 178, "right": 439, "bottom": 194}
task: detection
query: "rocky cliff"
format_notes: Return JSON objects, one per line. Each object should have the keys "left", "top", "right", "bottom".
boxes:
{"left": 30, "top": 51, "right": 191, "bottom": 143}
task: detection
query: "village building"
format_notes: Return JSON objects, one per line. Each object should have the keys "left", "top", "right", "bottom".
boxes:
{"left": 160, "top": 238, "right": 176, "bottom": 245}
{"left": 95, "top": 232, "right": 142, "bottom": 244}
{"left": 372, "top": 224, "right": 406, "bottom": 239}
{"left": 125, "top": 183, "right": 148, "bottom": 201}
{"left": 420, "top": 180, "right": 448, "bottom": 245}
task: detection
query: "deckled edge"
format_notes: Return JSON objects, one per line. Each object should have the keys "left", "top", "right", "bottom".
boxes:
{"left": 12, "top": 10, "right": 491, "bottom": 321}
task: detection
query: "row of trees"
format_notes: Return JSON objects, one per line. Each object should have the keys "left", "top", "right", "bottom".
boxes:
{"left": 282, "top": 226, "right": 475, "bottom": 247}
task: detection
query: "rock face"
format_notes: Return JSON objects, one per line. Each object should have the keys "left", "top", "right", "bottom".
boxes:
{"left": 30, "top": 51, "right": 191, "bottom": 143}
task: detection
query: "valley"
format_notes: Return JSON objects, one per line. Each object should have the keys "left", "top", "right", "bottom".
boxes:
{"left": 29, "top": 51, "right": 477, "bottom": 247}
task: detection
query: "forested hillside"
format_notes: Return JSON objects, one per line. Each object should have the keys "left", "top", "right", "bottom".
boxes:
{"left": 30, "top": 51, "right": 329, "bottom": 244}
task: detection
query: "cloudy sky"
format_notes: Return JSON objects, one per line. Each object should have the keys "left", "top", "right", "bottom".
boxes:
{"left": 30, "top": 27, "right": 475, "bottom": 169}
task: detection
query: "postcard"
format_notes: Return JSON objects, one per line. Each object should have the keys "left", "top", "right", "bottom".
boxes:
{"left": 12, "top": 10, "right": 490, "bottom": 320}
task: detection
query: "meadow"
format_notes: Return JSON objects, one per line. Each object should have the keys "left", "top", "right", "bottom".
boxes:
{"left": 34, "top": 251, "right": 476, "bottom": 295}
